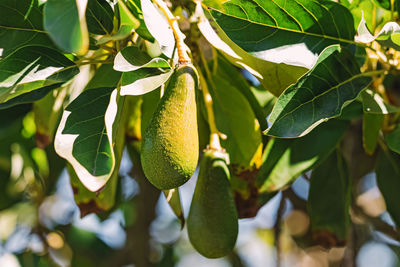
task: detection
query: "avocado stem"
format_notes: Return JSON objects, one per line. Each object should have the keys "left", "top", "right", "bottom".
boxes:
{"left": 152, "top": 0, "right": 191, "bottom": 65}
{"left": 198, "top": 68, "right": 222, "bottom": 151}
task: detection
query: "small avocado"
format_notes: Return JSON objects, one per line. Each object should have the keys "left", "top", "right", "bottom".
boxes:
{"left": 141, "top": 64, "right": 199, "bottom": 190}
{"left": 187, "top": 150, "right": 238, "bottom": 258}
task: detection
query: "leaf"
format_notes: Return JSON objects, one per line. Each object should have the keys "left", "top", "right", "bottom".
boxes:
{"left": 163, "top": 189, "right": 185, "bottom": 228}
{"left": 85, "top": 64, "right": 122, "bottom": 90}
{"left": 117, "top": 0, "right": 140, "bottom": 29}
{"left": 0, "top": 84, "right": 58, "bottom": 110}
{"left": 376, "top": 149, "right": 400, "bottom": 226}
{"left": 33, "top": 87, "right": 68, "bottom": 148}
{"left": 67, "top": 89, "right": 126, "bottom": 215}
{"left": 113, "top": 46, "right": 170, "bottom": 72}
{"left": 362, "top": 113, "right": 383, "bottom": 155}
{"left": 141, "top": 0, "right": 175, "bottom": 58}
{"left": 121, "top": 69, "right": 172, "bottom": 96}
{"left": 0, "top": 46, "right": 79, "bottom": 104}
{"left": 86, "top": 0, "right": 114, "bottom": 35}
{"left": 0, "top": 0, "right": 55, "bottom": 57}
{"left": 385, "top": 125, "right": 400, "bottom": 154}
{"left": 208, "top": 0, "right": 355, "bottom": 63}
{"left": 96, "top": 25, "right": 132, "bottom": 45}
{"left": 360, "top": 88, "right": 400, "bottom": 114}
{"left": 308, "top": 151, "right": 350, "bottom": 247}
{"left": 256, "top": 119, "right": 349, "bottom": 192}
{"left": 44, "top": 0, "right": 89, "bottom": 55}
{"left": 196, "top": 4, "right": 307, "bottom": 96}
{"left": 126, "top": 0, "right": 155, "bottom": 42}
{"left": 114, "top": 46, "right": 172, "bottom": 95}
{"left": 68, "top": 163, "right": 118, "bottom": 217}
{"left": 265, "top": 45, "right": 372, "bottom": 138}
{"left": 208, "top": 70, "right": 262, "bottom": 167}
{"left": 356, "top": 16, "right": 400, "bottom": 50}
{"left": 55, "top": 87, "right": 121, "bottom": 192}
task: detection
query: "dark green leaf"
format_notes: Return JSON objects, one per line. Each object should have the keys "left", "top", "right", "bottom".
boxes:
{"left": 55, "top": 87, "right": 121, "bottom": 192}
{"left": 308, "top": 151, "right": 350, "bottom": 245}
{"left": 209, "top": 69, "right": 262, "bottom": 167}
{"left": 208, "top": 0, "right": 355, "bottom": 60}
{"left": 126, "top": 0, "right": 154, "bottom": 41}
{"left": 86, "top": 0, "right": 114, "bottom": 35}
{"left": 361, "top": 88, "right": 400, "bottom": 114}
{"left": 376, "top": 149, "right": 400, "bottom": 226}
{"left": 266, "top": 45, "right": 372, "bottom": 138}
{"left": 0, "top": 0, "right": 55, "bottom": 57}
{"left": 197, "top": 4, "right": 307, "bottom": 96}
{"left": 44, "top": 0, "right": 89, "bottom": 54}
{"left": 0, "top": 46, "right": 79, "bottom": 104}
{"left": 362, "top": 113, "right": 383, "bottom": 155}
{"left": 385, "top": 125, "right": 400, "bottom": 154}
{"left": 256, "top": 119, "right": 349, "bottom": 192}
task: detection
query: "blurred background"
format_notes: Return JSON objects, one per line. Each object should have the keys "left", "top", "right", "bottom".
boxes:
{"left": 0, "top": 128, "right": 399, "bottom": 267}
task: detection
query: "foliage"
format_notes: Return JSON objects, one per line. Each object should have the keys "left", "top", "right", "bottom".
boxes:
{"left": 2, "top": 0, "right": 400, "bottom": 266}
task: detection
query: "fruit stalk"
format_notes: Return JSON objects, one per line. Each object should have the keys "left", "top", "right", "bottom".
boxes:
{"left": 152, "top": 0, "right": 191, "bottom": 65}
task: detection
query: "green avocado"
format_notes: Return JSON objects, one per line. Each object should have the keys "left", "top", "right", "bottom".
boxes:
{"left": 187, "top": 150, "right": 238, "bottom": 258}
{"left": 141, "top": 64, "right": 199, "bottom": 190}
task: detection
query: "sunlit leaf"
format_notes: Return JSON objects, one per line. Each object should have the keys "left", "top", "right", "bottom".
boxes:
{"left": 265, "top": 45, "right": 372, "bottom": 138}
{"left": 362, "top": 113, "right": 383, "bottom": 155}
{"left": 0, "top": 46, "right": 79, "bottom": 105}
{"left": 208, "top": 0, "right": 355, "bottom": 63}
{"left": 55, "top": 87, "right": 122, "bottom": 192}
{"left": 196, "top": 4, "right": 307, "bottom": 96}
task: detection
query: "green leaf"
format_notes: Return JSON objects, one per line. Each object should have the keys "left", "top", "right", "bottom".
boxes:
{"left": 376, "top": 149, "right": 400, "bottom": 226}
{"left": 127, "top": 0, "right": 155, "bottom": 42}
{"left": 360, "top": 88, "right": 400, "bottom": 114}
{"left": 44, "top": 0, "right": 89, "bottom": 55}
{"left": 196, "top": 4, "right": 307, "bottom": 96}
{"left": 96, "top": 25, "right": 132, "bottom": 45}
{"left": 121, "top": 69, "right": 172, "bottom": 96}
{"left": 68, "top": 163, "right": 118, "bottom": 216}
{"left": 0, "top": 84, "right": 58, "bottom": 110}
{"left": 0, "top": 0, "right": 55, "bottom": 57}
{"left": 141, "top": 0, "right": 175, "bottom": 58}
{"left": 208, "top": 0, "right": 355, "bottom": 61}
{"left": 256, "top": 119, "right": 349, "bottom": 192}
{"left": 265, "top": 45, "right": 372, "bottom": 138}
{"left": 207, "top": 70, "right": 262, "bottom": 167}
{"left": 385, "top": 125, "right": 400, "bottom": 154}
{"left": 114, "top": 46, "right": 172, "bottom": 95}
{"left": 33, "top": 88, "right": 68, "bottom": 148}
{"left": 373, "top": 0, "right": 391, "bottom": 10}
{"left": 54, "top": 87, "right": 121, "bottom": 192}
{"left": 117, "top": 0, "right": 140, "bottom": 29}
{"left": 362, "top": 113, "right": 383, "bottom": 155}
{"left": 86, "top": 0, "right": 114, "bottom": 35}
{"left": 308, "top": 151, "right": 350, "bottom": 245}
{"left": 0, "top": 46, "right": 79, "bottom": 104}
{"left": 114, "top": 46, "right": 170, "bottom": 72}
{"left": 356, "top": 17, "right": 400, "bottom": 50}
{"left": 85, "top": 64, "right": 122, "bottom": 90}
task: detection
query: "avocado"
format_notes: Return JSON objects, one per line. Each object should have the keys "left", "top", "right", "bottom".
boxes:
{"left": 141, "top": 64, "right": 199, "bottom": 190}
{"left": 187, "top": 150, "right": 238, "bottom": 258}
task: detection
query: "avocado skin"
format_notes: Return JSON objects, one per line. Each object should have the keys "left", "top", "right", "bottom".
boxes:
{"left": 141, "top": 65, "right": 199, "bottom": 190}
{"left": 187, "top": 150, "right": 238, "bottom": 258}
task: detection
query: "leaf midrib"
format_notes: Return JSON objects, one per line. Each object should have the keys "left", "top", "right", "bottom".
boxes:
{"left": 210, "top": 8, "right": 357, "bottom": 46}
{"left": 273, "top": 71, "right": 372, "bottom": 125}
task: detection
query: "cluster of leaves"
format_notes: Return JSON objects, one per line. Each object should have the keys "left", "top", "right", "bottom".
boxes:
{"left": 3, "top": 0, "right": 400, "bottom": 264}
